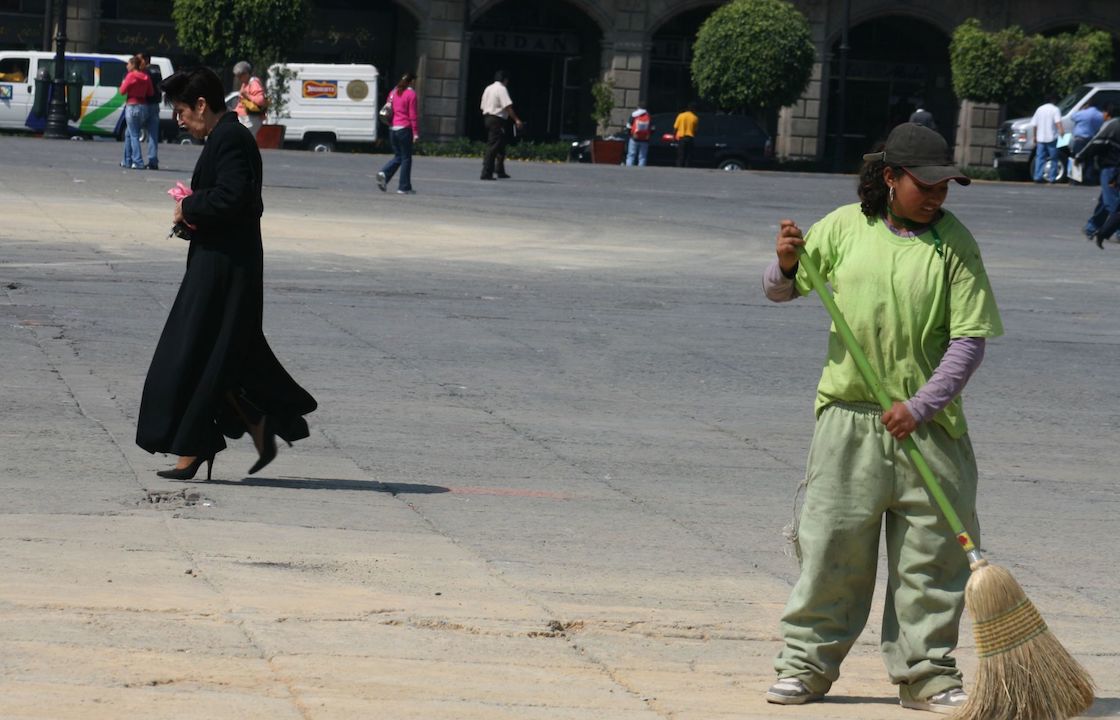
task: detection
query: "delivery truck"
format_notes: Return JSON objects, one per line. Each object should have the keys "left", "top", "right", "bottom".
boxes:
{"left": 267, "top": 62, "right": 379, "bottom": 151}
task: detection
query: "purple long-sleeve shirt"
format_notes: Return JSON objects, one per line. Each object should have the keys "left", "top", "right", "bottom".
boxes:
{"left": 763, "top": 258, "right": 985, "bottom": 423}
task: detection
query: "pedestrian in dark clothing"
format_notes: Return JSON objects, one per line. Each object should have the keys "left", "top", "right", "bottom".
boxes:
{"left": 480, "top": 70, "right": 523, "bottom": 180}
{"left": 909, "top": 107, "right": 937, "bottom": 131}
{"left": 136, "top": 67, "right": 317, "bottom": 480}
{"left": 140, "top": 52, "right": 162, "bottom": 169}
{"left": 1075, "top": 105, "right": 1120, "bottom": 248}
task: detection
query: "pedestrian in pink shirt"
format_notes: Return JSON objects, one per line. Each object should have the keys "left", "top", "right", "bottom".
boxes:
{"left": 119, "top": 55, "right": 153, "bottom": 169}
{"left": 233, "top": 60, "right": 267, "bottom": 138}
{"left": 376, "top": 73, "right": 420, "bottom": 194}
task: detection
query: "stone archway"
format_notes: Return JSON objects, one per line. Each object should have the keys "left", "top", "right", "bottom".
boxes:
{"left": 646, "top": 3, "right": 719, "bottom": 115}
{"left": 467, "top": 0, "right": 604, "bottom": 140}
{"left": 825, "top": 14, "right": 954, "bottom": 170}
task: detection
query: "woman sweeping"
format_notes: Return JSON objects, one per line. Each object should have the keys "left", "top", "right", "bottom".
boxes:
{"left": 136, "top": 67, "right": 316, "bottom": 480}
{"left": 761, "top": 123, "right": 1002, "bottom": 713}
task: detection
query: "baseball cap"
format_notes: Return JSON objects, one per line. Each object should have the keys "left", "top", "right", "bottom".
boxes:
{"left": 863, "top": 123, "right": 970, "bottom": 186}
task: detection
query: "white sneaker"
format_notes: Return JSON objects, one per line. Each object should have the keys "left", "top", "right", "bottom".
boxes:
{"left": 765, "top": 677, "right": 824, "bottom": 705}
{"left": 376, "top": 171, "right": 387, "bottom": 192}
{"left": 901, "top": 687, "right": 967, "bottom": 714}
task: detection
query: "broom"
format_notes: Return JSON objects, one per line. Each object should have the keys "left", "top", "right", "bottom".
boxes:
{"left": 795, "top": 246, "right": 1095, "bottom": 720}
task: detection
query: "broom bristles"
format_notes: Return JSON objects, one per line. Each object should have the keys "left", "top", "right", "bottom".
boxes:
{"left": 954, "top": 562, "right": 1095, "bottom": 720}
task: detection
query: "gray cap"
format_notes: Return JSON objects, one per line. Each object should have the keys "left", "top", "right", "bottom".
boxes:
{"left": 863, "top": 123, "right": 970, "bottom": 186}
{"left": 232, "top": 61, "right": 252, "bottom": 76}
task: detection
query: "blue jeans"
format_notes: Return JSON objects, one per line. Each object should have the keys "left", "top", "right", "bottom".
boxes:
{"left": 1033, "top": 140, "right": 1058, "bottom": 182}
{"left": 626, "top": 138, "right": 648, "bottom": 166}
{"left": 1085, "top": 166, "right": 1120, "bottom": 238}
{"left": 122, "top": 104, "right": 146, "bottom": 168}
{"left": 145, "top": 102, "right": 160, "bottom": 167}
{"left": 380, "top": 127, "right": 413, "bottom": 191}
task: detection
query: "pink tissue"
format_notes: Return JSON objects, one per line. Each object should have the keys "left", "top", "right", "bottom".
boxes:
{"left": 167, "top": 181, "right": 193, "bottom": 202}
{"left": 167, "top": 181, "right": 197, "bottom": 229}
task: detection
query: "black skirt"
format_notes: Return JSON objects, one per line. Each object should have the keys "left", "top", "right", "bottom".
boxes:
{"left": 136, "top": 241, "right": 316, "bottom": 457}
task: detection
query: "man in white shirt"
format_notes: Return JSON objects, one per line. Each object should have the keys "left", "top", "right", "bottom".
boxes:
{"left": 480, "top": 70, "right": 523, "bottom": 180}
{"left": 1031, "top": 95, "right": 1063, "bottom": 183}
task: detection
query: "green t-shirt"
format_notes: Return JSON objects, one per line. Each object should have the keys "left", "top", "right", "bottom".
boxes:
{"left": 794, "top": 203, "right": 1003, "bottom": 438}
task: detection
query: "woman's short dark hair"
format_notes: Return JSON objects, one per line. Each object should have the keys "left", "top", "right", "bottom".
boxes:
{"left": 395, "top": 72, "right": 415, "bottom": 92}
{"left": 858, "top": 143, "right": 901, "bottom": 219}
{"left": 160, "top": 67, "right": 225, "bottom": 113}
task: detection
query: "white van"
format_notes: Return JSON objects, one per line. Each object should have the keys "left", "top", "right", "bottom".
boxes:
{"left": 267, "top": 62, "right": 379, "bottom": 151}
{"left": 0, "top": 51, "right": 175, "bottom": 140}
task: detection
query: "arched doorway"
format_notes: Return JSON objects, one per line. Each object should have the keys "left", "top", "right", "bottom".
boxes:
{"left": 467, "top": 0, "right": 602, "bottom": 141}
{"left": 648, "top": 5, "right": 718, "bottom": 115}
{"left": 299, "top": 0, "right": 419, "bottom": 94}
{"left": 826, "top": 15, "right": 954, "bottom": 170}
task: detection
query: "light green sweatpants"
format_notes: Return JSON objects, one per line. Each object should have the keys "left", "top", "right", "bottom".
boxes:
{"left": 773, "top": 402, "right": 980, "bottom": 702}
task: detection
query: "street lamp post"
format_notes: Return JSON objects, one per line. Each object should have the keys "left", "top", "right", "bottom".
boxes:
{"left": 43, "top": 0, "right": 71, "bottom": 139}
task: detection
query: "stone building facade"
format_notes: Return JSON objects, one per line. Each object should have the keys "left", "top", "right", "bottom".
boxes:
{"left": 2, "top": 0, "right": 1117, "bottom": 166}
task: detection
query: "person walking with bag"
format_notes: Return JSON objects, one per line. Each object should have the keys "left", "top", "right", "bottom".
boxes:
{"left": 761, "top": 123, "right": 1002, "bottom": 713}
{"left": 137, "top": 67, "right": 317, "bottom": 480}
{"left": 376, "top": 73, "right": 419, "bottom": 195}
{"left": 118, "top": 56, "right": 152, "bottom": 169}
{"left": 626, "top": 103, "right": 651, "bottom": 167}
{"left": 233, "top": 61, "right": 267, "bottom": 138}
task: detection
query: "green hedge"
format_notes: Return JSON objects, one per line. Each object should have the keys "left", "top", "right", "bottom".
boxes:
{"left": 414, "top": 139, "right": 571, "bottom": 162}
{"left": 951, "top": 19, "right": 1113, "bottom": 114}
{"left": 960, "top": 165, "right": 1000, "bottom": 181}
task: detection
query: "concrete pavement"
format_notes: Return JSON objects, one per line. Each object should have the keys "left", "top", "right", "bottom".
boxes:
{"left": 1, "top": 136, "right": 1118, "bottom": 718}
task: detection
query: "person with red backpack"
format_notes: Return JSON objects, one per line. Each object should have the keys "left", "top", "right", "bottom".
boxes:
{"left": 626, "top": 103, "right": 651, "bottom": 167}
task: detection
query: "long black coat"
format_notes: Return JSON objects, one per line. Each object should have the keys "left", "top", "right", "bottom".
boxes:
{"left": 136, "top": 113, "right": 316, "bottom": 457}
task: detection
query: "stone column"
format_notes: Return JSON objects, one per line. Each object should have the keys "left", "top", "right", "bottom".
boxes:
{"left": 776, "top": 0, "right": 826, "bottom": 162}
{"left": 953, "top": 100, "right": 1001, "bottom": 169}
{"left": 600, "top": 1, "right": 646, "bottom": 135}
{"left": 603, "top": 34, "right": 647, "bottom": 134}
{"left": 418, "top": 0, "right": 467, "bottom": 140}
{"left": 51, "top": 0, "right": 98, "bottom": 53}
{"left": 776, "top": 61, "right": 823, "bottom": 160}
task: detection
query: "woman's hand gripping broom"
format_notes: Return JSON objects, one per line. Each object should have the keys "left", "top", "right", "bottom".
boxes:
{"left": 796, "top": 246, "right": 1094, "bottom": 720}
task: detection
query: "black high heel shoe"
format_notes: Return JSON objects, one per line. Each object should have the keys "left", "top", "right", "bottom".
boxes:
{"left": 156, "top": 455, "right": 214, "bottom": 481}
{"left": 248, "top": 417, "right": 278, "bottom": 475}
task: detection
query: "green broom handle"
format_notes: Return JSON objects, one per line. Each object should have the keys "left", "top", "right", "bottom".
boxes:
{"left": 795, "top": 248, "right": 983, "bottom": 562}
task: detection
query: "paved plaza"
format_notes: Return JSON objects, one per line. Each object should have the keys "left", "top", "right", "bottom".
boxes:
{"left": 1, "top": 136, "right": 1118, "bottom": 719}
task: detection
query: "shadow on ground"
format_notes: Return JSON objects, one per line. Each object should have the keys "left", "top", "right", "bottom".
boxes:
{"left": 1086, "top": 697, "right": 1120, "bottom": 717}
{"left": 198, "top": 476, "right": 450, "bottom": 494}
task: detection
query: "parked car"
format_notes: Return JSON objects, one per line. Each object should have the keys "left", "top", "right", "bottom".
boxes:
{"left": 570, "top": 111, "right": 773, "bottom": 170}
{"left": 993, "top": 82, "right": 1120, "bottom": 181}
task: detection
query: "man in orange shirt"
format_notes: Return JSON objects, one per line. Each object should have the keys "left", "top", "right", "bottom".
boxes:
{"left": 673, "top": 102, "right": 700, "bottom": 167}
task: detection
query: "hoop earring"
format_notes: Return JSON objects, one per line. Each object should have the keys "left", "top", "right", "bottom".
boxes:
{"left": 889, "top": 185, "right": 895, "bottom": 205}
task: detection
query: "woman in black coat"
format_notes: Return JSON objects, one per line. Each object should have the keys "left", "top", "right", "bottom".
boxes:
{"left": 136, "top": 67, "right": 316, "bottom": 480}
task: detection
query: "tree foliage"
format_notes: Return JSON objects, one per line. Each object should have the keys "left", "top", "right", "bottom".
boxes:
{"left": 690, "top": 0, "right": 815, "bottom": 111}
{"left": 172, "top": 0, "right": 311, "bottom": 69}
{"left": 590, "top": 78, "right": 615, "bottom": 133}
{"left": 950, "top": 19, "right": 1113, "bottom": 110}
